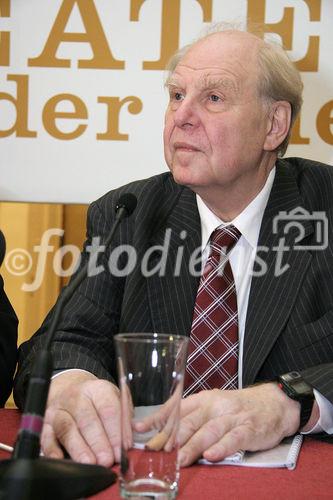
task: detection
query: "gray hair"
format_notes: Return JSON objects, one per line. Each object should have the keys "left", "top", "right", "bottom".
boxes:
{"left": 165, "top": 23, "right": 303, "bottom": 157}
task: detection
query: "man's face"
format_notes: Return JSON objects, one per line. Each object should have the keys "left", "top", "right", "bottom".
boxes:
{"left": 163, "top": 32, "right": 274, "bottom": 198}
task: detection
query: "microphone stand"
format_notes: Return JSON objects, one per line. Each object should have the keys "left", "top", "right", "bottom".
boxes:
{"left": 0, "top": 197, "right": 137, "bottom": 499}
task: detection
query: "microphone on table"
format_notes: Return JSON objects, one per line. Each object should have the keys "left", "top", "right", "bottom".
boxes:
{"left": 0, "top": 193, "right": 138, "bottom": 500}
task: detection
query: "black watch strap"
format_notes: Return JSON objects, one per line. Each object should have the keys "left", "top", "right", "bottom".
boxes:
{"left": 278, "top": 371, "right": 314, "bottom": 428}
{"left": 297, "top": 400, "right": 314, "bottom": 428}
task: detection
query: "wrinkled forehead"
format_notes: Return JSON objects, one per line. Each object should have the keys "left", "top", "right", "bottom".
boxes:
{"left": 171, "top": 32, "right": 261, "bottom": 93}
{"left": 183, "top": 31, "right": 261, "bottom": 66}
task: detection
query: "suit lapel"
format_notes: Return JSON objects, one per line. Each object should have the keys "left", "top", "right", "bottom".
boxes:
{"left": 243, "top": 161, "right": 314, "bottom": 386}
{"left": 146, "top": 186, "right": 201, "bottom": 337}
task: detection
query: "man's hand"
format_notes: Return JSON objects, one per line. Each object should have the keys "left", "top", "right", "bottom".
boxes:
{"left": 178, "top": 383, "right": 301, "bottom": 466}
{"left": 41, "top": 371, "right": 121, "bottom": 467}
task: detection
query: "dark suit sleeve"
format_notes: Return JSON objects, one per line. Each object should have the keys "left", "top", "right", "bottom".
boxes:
{"left": 0, "top": 275, "right": 18, "bottom": 407}
{"left": 13, "top": 173, "right": 176, "bottom": 409}
{"left": 13, "top": 198, "right": 127, "bottom": 409}
{"left": 301, "top": 364, "right": 333, "bottom": 403}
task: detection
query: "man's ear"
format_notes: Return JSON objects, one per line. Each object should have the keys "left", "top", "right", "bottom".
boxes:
{"left": 264, "top": 101, "right": 291, "bottom": 151}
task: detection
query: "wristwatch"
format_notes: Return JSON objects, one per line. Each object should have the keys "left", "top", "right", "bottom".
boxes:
{"left": 278, "top": 371, "right": 315, "bottom": 428}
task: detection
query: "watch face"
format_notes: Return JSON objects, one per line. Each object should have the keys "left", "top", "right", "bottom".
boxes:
{"left": 293, "top": 380, "right": 313, "bottom": 397}
{"left": 280, "top": 372, "right": 314, "bottom": 398}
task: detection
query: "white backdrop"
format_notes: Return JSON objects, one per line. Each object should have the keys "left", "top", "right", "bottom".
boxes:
{"left": 1, "top": 0, "right": 332, "bottom": 203}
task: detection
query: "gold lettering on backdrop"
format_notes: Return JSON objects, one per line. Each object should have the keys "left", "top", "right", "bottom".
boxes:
{"left": 247, "top": 0, "right": 294, "bottom": 49}
{"left": 303, "top": 0, "right": 321, "bottom": 21}
{"left": 247, "top": 0, "right": 320, "bottom": 71}
{"left": 290, "top": 115, "right": 310, "bottom": 145}
{"left": 0, "top": 81, "right": 143, "bottom": 140}
{"left": 97, "top": 96, "right": 143, "bottom": 141}
{"left": 316, "top": 100, "right": 333, "bottom": 145}
{"left": 28, "top": 0, "right": 124, "bottom": 69}
{"left": 0, "top": 74, "right": 37, "bottom": 137}
{"left": 295, "top": 0, "right": 321, "bottom": 71}
{"left": 0, "top": 0, "right": 10, "bottom": 66}
{"left": 42, "top": 94, "right": 88, "bottom": 140}
{"left": 130, "top": 0, "right": 212, "bottom": 70}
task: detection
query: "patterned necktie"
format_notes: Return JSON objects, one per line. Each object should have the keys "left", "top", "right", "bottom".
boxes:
{"left": 184, "top": 225, "right": 241, "bottom": 396}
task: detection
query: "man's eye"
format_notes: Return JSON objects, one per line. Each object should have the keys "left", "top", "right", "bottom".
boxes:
{"left": 209, "top": 94, "right": 220, "bottom": 102}
{"left": 171, "top": 92, "right": 184, "bottom": 101}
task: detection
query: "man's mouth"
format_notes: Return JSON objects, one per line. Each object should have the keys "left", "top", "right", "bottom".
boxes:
{"left": 174, "top": 142, "right": 200, "bottom": 152}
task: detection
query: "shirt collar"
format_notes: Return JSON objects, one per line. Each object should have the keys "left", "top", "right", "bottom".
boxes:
{"left": 196, "top": 167, "right": 276, "bottom": 251}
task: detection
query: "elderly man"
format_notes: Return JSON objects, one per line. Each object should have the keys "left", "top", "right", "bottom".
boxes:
{"left": 14, "top": 28, "right": 333, "bottom": 467}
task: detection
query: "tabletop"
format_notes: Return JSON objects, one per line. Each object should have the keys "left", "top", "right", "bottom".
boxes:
{"left": 1, "top": 408, "right": 332, "bottom": 499}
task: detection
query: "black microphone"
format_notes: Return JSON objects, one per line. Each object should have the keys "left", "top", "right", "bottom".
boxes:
{"left": 0, "top": 193, "right": 137, "bottom": 500}
{"left": 115, "top": 192, "right": 137, "bottom": 220}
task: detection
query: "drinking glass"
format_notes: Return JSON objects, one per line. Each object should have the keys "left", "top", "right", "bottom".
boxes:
{"left": 114, "top": 333, "right": 189, "bottom": 499}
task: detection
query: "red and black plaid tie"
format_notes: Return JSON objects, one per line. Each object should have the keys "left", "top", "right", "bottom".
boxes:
{"left": 184, "top": 225, "right": 241, "bottom": 396}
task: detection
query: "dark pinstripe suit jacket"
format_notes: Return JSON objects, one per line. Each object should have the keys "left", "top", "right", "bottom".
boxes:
{"left": 14, "top": 157, "right": 333, "bottom": 411}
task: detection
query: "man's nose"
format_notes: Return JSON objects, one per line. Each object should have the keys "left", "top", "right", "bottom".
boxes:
{"left": 173, "top": 98, "right": 199, "bottom": 128}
